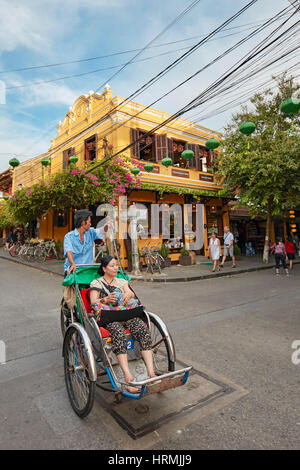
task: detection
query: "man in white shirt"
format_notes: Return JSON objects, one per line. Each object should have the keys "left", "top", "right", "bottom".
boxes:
{"left": 220, "top": 226, "right": 236, "bottom": 268}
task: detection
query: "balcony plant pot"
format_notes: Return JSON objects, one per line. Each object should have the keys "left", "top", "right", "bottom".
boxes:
{"left": 163, "top": 256, "right": 172, "bottom": 267}
{"left": 179, "top": 255, "right": 191, "bottom": 266}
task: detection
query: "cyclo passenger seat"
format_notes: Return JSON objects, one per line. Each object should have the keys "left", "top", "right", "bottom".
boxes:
{"left": 80, "top": 288, "right": 131, "bottom": 338}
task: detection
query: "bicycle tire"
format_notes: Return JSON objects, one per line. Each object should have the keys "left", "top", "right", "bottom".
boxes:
{"left": 149, "top": 315, "right": 175, "bottom": 373}
{"left": 63, "top": 325, "right": 96, "bottom": 418}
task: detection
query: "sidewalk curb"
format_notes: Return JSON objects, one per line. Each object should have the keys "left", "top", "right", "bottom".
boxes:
{"left": 1, "top": 253, "right": 299, "bottom": 283}
{"left": 113, "top": 259, "right": 300, "bottom": 282}
{"left": 0, "top": 254, "right": 64, "bottom": 277}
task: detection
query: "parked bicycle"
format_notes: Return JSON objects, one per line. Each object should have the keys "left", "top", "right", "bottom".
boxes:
{"left": 34, "top": 240, "right": 58, "bottom": 262}
{"left": 140, "top": 242, "right": 163, "bottom": 274}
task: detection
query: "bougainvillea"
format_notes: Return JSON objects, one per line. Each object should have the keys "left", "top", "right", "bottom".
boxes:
{"left": 8, "top": 153, "right": 139, "bottom": 223}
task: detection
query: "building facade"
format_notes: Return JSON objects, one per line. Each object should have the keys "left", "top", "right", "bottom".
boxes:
{"left": 1, "top": 86, "right": 238, "bottom": 263}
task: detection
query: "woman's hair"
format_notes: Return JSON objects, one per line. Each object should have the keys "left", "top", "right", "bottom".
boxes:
{"left": 276, "top": 237, "right": 283, "bottom": 244}
{"left": 98, "top": 255, "right": 114, "bottom": 276}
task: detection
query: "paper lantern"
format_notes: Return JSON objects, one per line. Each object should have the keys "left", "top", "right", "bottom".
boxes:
{"left": 9, "top": 158, "right": 20, "bottom": 168}
{"left": 130, "top": 167, "right": 140, "bottom": 176}
{"left": 205, "top": 138, "right": 220, "bottom": 150}
{"left": 69, "top": 155, "right": 78, "bottom": 164}
{"left": 143, "top": 163, "right": 154, "bottom": 172}
{"left": 3, "top": 195, "right": 9, "bottom": 201}
{"left": 181, "top": 150, "right": 194, "bottom": 161}
{"left": 161, "top": 157, "right": 172, "bottom": 167}
{"left": 280, "top": 98, "right": 300, "bottom": 115}
{"left": 41, "top": 157, "right": 51, "bottom": 166}
{"left": 239, "top": 122, "right": 256, "bottom": 136}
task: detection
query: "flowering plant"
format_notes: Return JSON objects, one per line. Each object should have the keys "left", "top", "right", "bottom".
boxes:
{"left": 8, "top": 154, "right": 139, "bottom": 223}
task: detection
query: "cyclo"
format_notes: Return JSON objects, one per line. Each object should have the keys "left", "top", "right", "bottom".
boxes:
{"left": 61, "top": 264, "right": 192, "bottom": 418}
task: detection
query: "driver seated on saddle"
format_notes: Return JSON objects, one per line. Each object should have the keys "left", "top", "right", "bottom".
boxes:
{"left": 89, "top": 255, "right": 158, "bottom": 394}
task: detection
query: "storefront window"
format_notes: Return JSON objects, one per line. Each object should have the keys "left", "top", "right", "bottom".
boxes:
{"left": 206, "top": 205, "right": 223, "bottom": 243}
{"left": 54, "top": 209, "right": 68, "bottom": 228}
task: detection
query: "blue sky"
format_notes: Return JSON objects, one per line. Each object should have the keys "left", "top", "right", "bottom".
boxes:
{"left": 0, "top": 0, "right": 298, "bottom": 171}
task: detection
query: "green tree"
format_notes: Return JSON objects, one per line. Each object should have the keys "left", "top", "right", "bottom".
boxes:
{"left": 216, "top": 75, "right": 300, "bottom": 263}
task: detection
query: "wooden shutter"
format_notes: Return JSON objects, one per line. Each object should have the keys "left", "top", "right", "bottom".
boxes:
{"left": 185, "top": 143, "right": 200, "bottom": 169}
{"left": 155, "top": 134, "right": 168, "bottom": 161}
{"left": 167, "top": 138, "right": 173, "bottom": 162}
{"left": 62, "top": 150, "right": 68, "bottom": 169}
{"left": 62, "top": 147, "right": 74, "bottom": 169}
{"left": 130, "top": 128, "right": 140, "bottom": 159}
{"left": 206, "top": 150, "right": 212, "bottom": 169}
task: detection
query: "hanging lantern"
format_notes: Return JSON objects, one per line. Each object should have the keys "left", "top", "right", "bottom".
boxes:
{"left": 280, "top": 98, "right": 300, "bottom": 115}
{"left": 3, "top": 195, "right": 9, "bottom": 201}
{"left": 131, "top": 167, "right": 140, "bottom": 176}
{"left": 205, "top": 138, "right": 220, "bottom": 150}
{"left": 181, "top": 150, "right": 194, "bottom": 161}
{"left": 143, "top": 163, "right": 154, "bottom": 172}
{"left": 9, "top": 158, "right": 20, "bottom": 168}
{"left": 69, "top": 155, "right": 78, "bottom": 164}
{"left": 41, "top": 157, "right": 51, "bottom": 167}
{"left": 161, "top": 157, "right": 172, "bottom": 167}
{"left": 239, "top": 122, "right": 256, "bottom": 136}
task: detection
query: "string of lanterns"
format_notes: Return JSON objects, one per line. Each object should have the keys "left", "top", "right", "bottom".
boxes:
{"left": 5, "top": 97, "right": 299, "bottom": 198}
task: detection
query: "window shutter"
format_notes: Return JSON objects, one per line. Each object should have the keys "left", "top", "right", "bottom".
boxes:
{"left": 155, "top": 134, "right": 168, "bottom": 161}
{"left": 167, "top": 138, "right": 173, "bottom": 161}
{"left": 206, "top": 150, "right": 212, "bottom": 169}
{"left": 62, "top": 150, "right": 68, "bottom": 169}
{"left": 63, "top": 148, "right": 74, "bottom": 169}
{"left": 130, "top": 128, "right": 140, "bottom": 159}
{"left": 185, "top": 143, "right": 199, "bottom": 169}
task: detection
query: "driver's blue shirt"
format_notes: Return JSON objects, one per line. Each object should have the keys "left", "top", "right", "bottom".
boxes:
{"left": 64, "top": 227, "right": 104, "bottom": 272}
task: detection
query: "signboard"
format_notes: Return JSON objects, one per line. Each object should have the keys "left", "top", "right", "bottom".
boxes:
{"left": 199, "top": 174, "right": 214, "bottom": 182}
{"left": 171, "top": 169, "right": 189, "bottom": 178}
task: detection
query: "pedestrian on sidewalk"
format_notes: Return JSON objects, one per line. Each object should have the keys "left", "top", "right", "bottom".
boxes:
{"left": 208, "top": 232, "right": 221, "bottom": 272}
{"left": 220, "top": 226, "right": 236, "bottom": 268}
{"left": 270, "top": 238, "right": 289, "bottom": 276}
{"left": 285, "top": 236, "right": 295, "bottom": 270}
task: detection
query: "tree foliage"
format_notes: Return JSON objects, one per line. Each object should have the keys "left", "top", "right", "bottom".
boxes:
{"left": 216, "top": 75, "right": 300, "bottom": 217}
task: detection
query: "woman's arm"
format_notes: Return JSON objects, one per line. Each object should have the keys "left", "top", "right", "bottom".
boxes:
{"left": 122, "top": 281, "right": 135, "bottom": 305}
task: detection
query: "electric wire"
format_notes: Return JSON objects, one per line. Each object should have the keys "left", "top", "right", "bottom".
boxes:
{"left": 14, "top": 0, "right": 260, "bottom": 182}
{"left": 9, "top": 3, "right": 296, "bottom": 184}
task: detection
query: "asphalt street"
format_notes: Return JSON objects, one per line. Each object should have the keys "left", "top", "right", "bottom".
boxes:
{"left": 0, "top": 258, "right": 299, "bottom": 450}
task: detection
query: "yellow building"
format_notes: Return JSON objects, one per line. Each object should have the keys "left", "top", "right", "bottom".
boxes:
{"left": 3, "top": 85, "right": 231, "bottom": 262}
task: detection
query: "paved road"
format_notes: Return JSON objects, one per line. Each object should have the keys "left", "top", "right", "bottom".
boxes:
{"left": 0, "top": 258, "right": 299, "bottom": 449}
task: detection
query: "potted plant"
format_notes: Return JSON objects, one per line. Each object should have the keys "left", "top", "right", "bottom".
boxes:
{"left": 54, "top": 239, "right": 65, "bottom": 260}
{"left": 179, "top": 245, "right": 191, "bottom": 266}
{"left": 159, "top": 242, "right": 171, "bottom": 267}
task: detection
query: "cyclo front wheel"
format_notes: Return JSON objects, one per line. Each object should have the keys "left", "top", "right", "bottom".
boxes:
{"left": 149, "top": 314, "right": 175, "bottom": 374}
{"left": 63, "top": 324, "right": 96, "bottom": 418}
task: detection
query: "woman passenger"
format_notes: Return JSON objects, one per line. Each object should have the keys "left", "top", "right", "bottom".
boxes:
{"left": 89, "top": 255, "right": 157, "bottom": 394}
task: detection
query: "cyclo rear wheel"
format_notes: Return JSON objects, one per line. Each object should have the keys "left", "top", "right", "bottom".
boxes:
{"left": 149, "top": 314, "right": 175, "bottom": 374}
{"left": 63, "top": 324, "right": 96, "bottom": 418}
